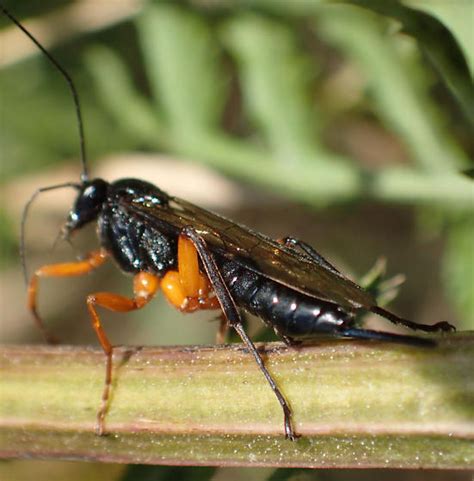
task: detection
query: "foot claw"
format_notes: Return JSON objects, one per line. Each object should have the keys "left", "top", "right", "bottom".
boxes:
{"left": 433, "top": 321, "right": 456, "bottom": 332}
{"left": 285, "top": 430, "right": 301, "bottom": 442}
{"left": 284, "top": 418, "right": 300, "bottom": 441}
{"left": 95, "top": 418, "right": 106, "bottom": 436}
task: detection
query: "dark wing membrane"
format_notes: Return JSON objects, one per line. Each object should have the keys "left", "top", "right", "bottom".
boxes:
{"left": 129, "top": 197, "right": 376, "bottom": 310}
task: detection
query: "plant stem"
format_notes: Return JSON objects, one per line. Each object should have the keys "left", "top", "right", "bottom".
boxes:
{"left": 0, "top": 335, "right": 473, "bottom": 468}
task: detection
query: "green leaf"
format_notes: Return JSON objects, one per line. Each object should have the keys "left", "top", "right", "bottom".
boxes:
{"left": 347, "top": 0, "right": 474, "bottom": 127}
{"left": 403, "top": 0, "right": 473, "bottom": 76}
{"left": 358, "top": 258, "right": 405, "bottom": 308}
{"left": 136, "top": 4, "right": 227, "bottom": 136}
{"left": 84, "top": 45, "right": 168, "bottom": 149}
{"left": 315, "top": 4, "right": 470, "bottom": 172}
{"left": 443, "top": 218, "right": 474, "bottom": 329}
{"left": 222, "top": 1, "right": 473, "bottom": 127}
{"left": 221, "top": 14, "right": 322, "bottom": 164}
{"left": 0, "top": 59, "right": 83, "bottom": 178}
{"left": 81, "top": 3, "right": 472, "bottom": 210}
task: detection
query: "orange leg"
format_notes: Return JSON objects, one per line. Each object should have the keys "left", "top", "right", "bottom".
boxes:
{"left": 161, "top": 235, "right": 220, "bottom": 313}
{"left": 28, "top": 249, "right": 108, "bottom": 343}
{"left": 87, "top": 271, "right": 160, "bottom": 435}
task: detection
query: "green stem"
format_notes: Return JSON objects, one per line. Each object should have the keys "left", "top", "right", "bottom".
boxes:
{"left": 1, "top": 335, "right": 473, "bottom": 467}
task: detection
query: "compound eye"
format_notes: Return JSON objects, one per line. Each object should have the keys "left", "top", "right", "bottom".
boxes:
{"left": 66, "top": 179, "right": 108, "bottom": 232}
{"left": 82, "top": 183, "right": 103, "bottom": 207}
{"left": 76, "top": 180, "right": 106, "bottom": 211}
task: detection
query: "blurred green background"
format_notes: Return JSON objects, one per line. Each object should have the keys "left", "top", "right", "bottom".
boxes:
{"left": 0, "top": 0, "right": 472, "bottom": 480}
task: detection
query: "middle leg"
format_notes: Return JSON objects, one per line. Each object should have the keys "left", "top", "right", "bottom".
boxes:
{"left": 161, "top": 235, "right": 220, "bottom": 313}
{"left": 87, "top": 271, "right": 160, "bottom": 435}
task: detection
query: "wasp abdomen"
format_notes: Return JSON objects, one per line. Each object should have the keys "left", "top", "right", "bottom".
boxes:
{"left": 220, "top": 258, "right": 351, "bottom": 338}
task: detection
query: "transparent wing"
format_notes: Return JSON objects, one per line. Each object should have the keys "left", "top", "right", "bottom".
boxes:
{"left": 129, "top": 197, "right": 375, "bottom": 310}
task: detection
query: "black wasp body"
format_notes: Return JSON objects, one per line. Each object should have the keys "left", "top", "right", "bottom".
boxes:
{"left": 69, "top": 177, "right": 451, "bottom": 347}
{"left": 4, "top": 4, "right": 454, "bottom": 441}
{"left": 72, "top": 177, "right": 351, "bottom": 343}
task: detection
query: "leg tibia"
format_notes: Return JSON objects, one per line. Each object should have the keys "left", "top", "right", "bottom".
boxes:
{"left": 28, "top": 249, "right": 108, "bottom": 343}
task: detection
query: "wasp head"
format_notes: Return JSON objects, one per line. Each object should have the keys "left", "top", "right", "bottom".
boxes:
{"left": 63, "top": 178, "right": 109, "bottom": 237}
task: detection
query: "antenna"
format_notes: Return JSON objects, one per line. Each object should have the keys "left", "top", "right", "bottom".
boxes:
{"left": 20, "top": 182, "right": 80, "bottom": 284}
{"left": 0, "top": 4, "right": 89, "bottom": 181}
{"left": 1, "top": 4, "right": 88, "bottom": 284}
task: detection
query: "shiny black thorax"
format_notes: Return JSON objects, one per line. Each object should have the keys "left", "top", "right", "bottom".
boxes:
{"left": 98, "top": 179, "right": 177, "bottom": 275}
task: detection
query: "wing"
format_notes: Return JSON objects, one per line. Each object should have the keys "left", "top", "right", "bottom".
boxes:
{"left": 129, "top": 196, "right": 376, "bottom": 310}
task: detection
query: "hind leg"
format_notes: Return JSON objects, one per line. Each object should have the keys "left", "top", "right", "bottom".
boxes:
{"left": 183, "top": 226, "right": 298, "bottom": 440}
{"left": 371, "top": 306, "right": 455, "bottom": 333}
{"left": 161, "top": 235, "right": 221, "bottom": 313}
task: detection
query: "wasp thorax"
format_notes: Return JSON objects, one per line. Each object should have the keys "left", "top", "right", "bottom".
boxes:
{"left": 64, "top": 178, "right": 109, "bottom": 234}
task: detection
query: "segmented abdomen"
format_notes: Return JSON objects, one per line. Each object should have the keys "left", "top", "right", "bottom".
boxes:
{"left": 218, "top": 257, "right": 352, "bottom": 338}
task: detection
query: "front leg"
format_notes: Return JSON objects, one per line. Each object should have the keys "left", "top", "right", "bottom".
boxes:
{"left": 182, "top": 226, "right": 298, "bottom": 441}
{"left": 27, "top": 249, "right": 108, "bottom": 343}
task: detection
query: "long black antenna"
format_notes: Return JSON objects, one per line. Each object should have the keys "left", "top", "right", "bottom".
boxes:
{"left": 1, "top": 4, "right": 89, "bottom": 181}
{"left": 20, "top": 182, "right": 80, "bottom": 284}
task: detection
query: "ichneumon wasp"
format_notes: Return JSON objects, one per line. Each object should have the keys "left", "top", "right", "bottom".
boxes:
{"left": 1, "top": 5, "right": 455, "bottom": 441}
